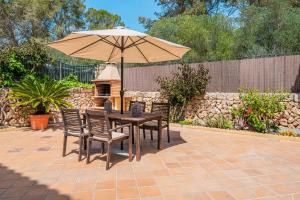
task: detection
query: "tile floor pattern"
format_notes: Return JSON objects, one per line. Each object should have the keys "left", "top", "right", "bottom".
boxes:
{"left": 0, "top": 125, "right": 300, "bottom": 200}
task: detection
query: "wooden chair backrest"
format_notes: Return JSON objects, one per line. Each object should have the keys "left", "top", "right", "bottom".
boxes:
{"left": 128, "top": 101, "right": 146, "bottom": 112}
{"left": 61, "top": 108, "right": 82, "bottom": 133}
{"left": 85, "top": 110, "right": 111, "bottom": 140}
{"left": 151, "top": 103, "right": 170, "bottom": 122}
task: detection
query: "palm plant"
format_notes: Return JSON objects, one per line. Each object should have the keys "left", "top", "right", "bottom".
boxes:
{"left": 9, "top": 77, "right": 71, "bottom": 114}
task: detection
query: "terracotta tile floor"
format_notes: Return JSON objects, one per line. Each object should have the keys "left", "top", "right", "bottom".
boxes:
{"left": 0, "top": 125, "right": 300, "bottom": 200}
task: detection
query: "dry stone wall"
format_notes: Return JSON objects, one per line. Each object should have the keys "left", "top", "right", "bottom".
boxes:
{"left": 0, "top": 88, "right": 95, "bottom": 127}
{"left": 127, "top": 91, "right": 300, "bottom": 129}
{"left": 1, "top": 87, "right": 300, "bottom": 128}
{"left": 0, "top": 89, "right": 30, "bottom": 127}
{"left": 50, "top": 88, "right": 95, "bottom": 124}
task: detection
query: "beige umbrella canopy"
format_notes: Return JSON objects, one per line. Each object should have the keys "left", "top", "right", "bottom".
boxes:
{"left": 47, "top": 26, "right": 190, "bottom": 113}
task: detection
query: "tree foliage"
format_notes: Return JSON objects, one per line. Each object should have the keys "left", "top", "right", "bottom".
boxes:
{"left": 0, "top": 0, "right": 124, "bottom": 47}
{"left": 0, "top": 0, "right": 86, "bottom": 45}
{"left": 52, "top": 0, "right": 86, "bottom": 39}
{"left": 234, "top": 0, "right": 300, "bottom": 58}
{"left": 149, "top": 14, "right": 235, "bottom": 62}
{"left": 85, "top": 8, "right": 124, "bottom": 30}
{"left": 0, "top": 41, "right": 49, "bottom": 86}
{"left": 152, "top": 0, "right": 299, "bottom": 18}
{"left": 154, "top": 0, "right": 237, "bottom": 17}
{"left": 139, "top": 0, "right": 240, "bottom": 29}
{"left": 144, "top": 0, "right": 300, "bottom": 62}
{"left": 1, "top": 0, "right": 52, "bottom": 46}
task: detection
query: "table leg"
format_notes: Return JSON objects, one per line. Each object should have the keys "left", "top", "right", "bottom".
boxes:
{"left": 84, "top": 136, "right": 87, "bottom": 150}
{"left": 128, "top": 124, "right": 133, "bottom": 162}
{"left": 82, "top": 114, "right": 87, "bottom": 125}
{"left": 135, "top": 125, "right": 141, "bottom": 161}
{"left": 109, "top": 120, "right": 113, "bottom": 129}
{"left": 132, "top": 126, "right": 135, "bottom": 144}
{"left": 157, "top": 118, "right": 162, "bottom": 150}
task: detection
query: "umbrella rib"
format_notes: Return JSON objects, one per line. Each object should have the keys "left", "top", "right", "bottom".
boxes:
{"left": 69, "top": 36, "right": 109, "bottom": 56}
{"left": 107, "top": 45, "right": 116, "bottom": 62}
{"left": 48, "top": 35, "right": 91, "bottom": 45}
{"left": 138, "top": 37, "right": 181, "bottom": 59}
{"left": 125, "top": 40, "right": 147, "bottom": 49}
{"left": 128, "top": 37, "right": 149, "bottom": 63}
{"left": 97, "top": 36, "right": 121, "bottom": 48}
{"left": 124, "top": 37, "right": 146, "bottom": 49}
{"left": 112, "top": 36, "right": 121, "bottom": 47}
{"left": 124, "top": 36, "right": 130, "bottom": 47}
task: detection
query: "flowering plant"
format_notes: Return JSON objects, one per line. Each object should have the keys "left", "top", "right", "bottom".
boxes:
{"left": 231, "top": 89, "right": 287, "bottom": 133}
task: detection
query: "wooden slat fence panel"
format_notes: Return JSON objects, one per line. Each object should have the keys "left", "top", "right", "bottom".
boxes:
{"left": 124, "top": 55, "right": 300, "bottom": 92}
{"left": 220, "top": 60, "right": 240, "bottom": 92}
{"left": 43, "top": 55, "right": 300, "bottom": 92}
{"left": 203, "top": 61, "right": 222, "bottom": 92}
{"left": 284, "top": 55, "right": 300, "bottom": 92}
{"left": 271, "top": 56, "right": 285, "bottom": 91}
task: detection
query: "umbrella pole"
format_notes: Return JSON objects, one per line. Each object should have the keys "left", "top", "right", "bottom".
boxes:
{"left": 120, "top": 37, "right": 124, "bottom": 114}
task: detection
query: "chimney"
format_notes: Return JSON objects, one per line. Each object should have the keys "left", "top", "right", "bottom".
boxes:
{"left": 96, "top": 62, "right": 120, "bottom": 81}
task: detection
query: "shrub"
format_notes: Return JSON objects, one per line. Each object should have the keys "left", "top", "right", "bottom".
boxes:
{"left": 205, "top": 116, "right": 233, "bottom": 129}
{"left": 192, "top": 118, "right": 205, "bottom": 126}
{"left": 156, "top": 63, "right": 210, "bottom": 121}
{"left": 231, "top": 89, "right": 288, "bottom": 133}
{"left": 0, "top": 41, "right": 48, "bottom": 87}
{"left": 59, "top": 74, "right": 93, "bottom": 89}
{"left": 178, "top": 119, "right": 193, "bottom": 125}
{"left": 278, "top": 130, "right": 297, "bottom": 137}
{"left": 9, "top": 76, "right": 71, "bottom": 114}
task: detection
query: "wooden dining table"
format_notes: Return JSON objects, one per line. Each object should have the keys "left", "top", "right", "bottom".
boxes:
{"left": 83, "top": 110, "right": 163, "bottom": 161}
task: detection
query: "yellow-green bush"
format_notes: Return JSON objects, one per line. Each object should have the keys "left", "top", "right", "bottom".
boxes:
{"left": 278, "top": 130, "right": 297, "bottom": 137}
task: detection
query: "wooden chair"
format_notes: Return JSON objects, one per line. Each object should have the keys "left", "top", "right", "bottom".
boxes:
{"left": 61, "top": 108, "right": 87, "bottom": 161}
{"left": 140, "top": 103, "right": 171, "bottom": 143}
{"left": 128, "top": 101, "right": 146, "bottom": 112}
{"left": 85, "top": 110, "right": 132, "bottom": 170}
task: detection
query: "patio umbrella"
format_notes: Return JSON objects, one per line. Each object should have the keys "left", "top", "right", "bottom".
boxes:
{"left": 47, "top": 26, "right": 190, "bottom": 114}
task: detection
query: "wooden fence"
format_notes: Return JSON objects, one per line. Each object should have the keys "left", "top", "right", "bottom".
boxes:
{"left": 124, "top": 55, "right": 300, "bottom": 92}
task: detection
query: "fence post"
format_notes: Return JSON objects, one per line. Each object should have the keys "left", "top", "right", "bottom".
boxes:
{"left": 59, "top": 61, "right": 62, "bottom": 80}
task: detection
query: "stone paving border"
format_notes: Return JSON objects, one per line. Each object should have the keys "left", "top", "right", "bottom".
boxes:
{"left": 171, "top": 123, "right": 300, "bottom": 143}
{"left": 2, "top": 123, "right": 300, "bottom": 142}
{"left": 0, "top": 126, "right": 17, "bottom": 133}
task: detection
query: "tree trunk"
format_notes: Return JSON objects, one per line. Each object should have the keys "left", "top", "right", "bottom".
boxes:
{"left": 177, "top": 0, "right": 186, "bottom": 14}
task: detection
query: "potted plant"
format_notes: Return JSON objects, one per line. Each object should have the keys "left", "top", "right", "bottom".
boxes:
{"left": 9, "top": 77, "right": 71, "bottom": 130}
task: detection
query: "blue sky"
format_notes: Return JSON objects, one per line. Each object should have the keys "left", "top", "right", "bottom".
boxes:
{"left": 84, "top": 0, "right": 160, "bottom": 32}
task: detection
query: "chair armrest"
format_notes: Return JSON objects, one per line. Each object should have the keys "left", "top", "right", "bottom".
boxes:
{"left": 109, "top": 123, "right": 132, "bottom": 132}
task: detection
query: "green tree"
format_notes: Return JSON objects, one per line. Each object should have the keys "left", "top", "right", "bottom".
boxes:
{"left": 1, "top": 0, "right": 57, "bottom": 46}
{"left": 149, "top": 14, "right": 235, "bottom": 62}
{"left": 0, "top": 0, "right": 86, "bottom": 46}
{"left": 154, "top": 0, "right": 225, "bottom": 17}
{"left": 0, "top": 41, "right": 48, "bottom": 86}
{"left": 85, "top": 8, "right": 124, "bottom": 30}
{"left": 52, "top": 0, "right": 86, "bottom": 39}
{"left": 234, "top": 0, "right": 300, "bottom": 57}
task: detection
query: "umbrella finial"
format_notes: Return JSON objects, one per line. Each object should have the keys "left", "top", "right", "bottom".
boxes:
{"left": 114, "top": 26, "right": 125, "bottom": 29}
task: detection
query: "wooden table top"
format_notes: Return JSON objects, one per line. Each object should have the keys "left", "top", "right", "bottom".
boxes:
{"left": 84, "top": 109, "right": 162, "bottom": 124}
{"left": 108, "top": 111, "right": 162, "bottom": 123}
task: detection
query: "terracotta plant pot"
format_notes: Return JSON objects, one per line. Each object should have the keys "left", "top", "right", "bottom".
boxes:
{"left": 30, "top": 114, "right": 49, "bottom": 130}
